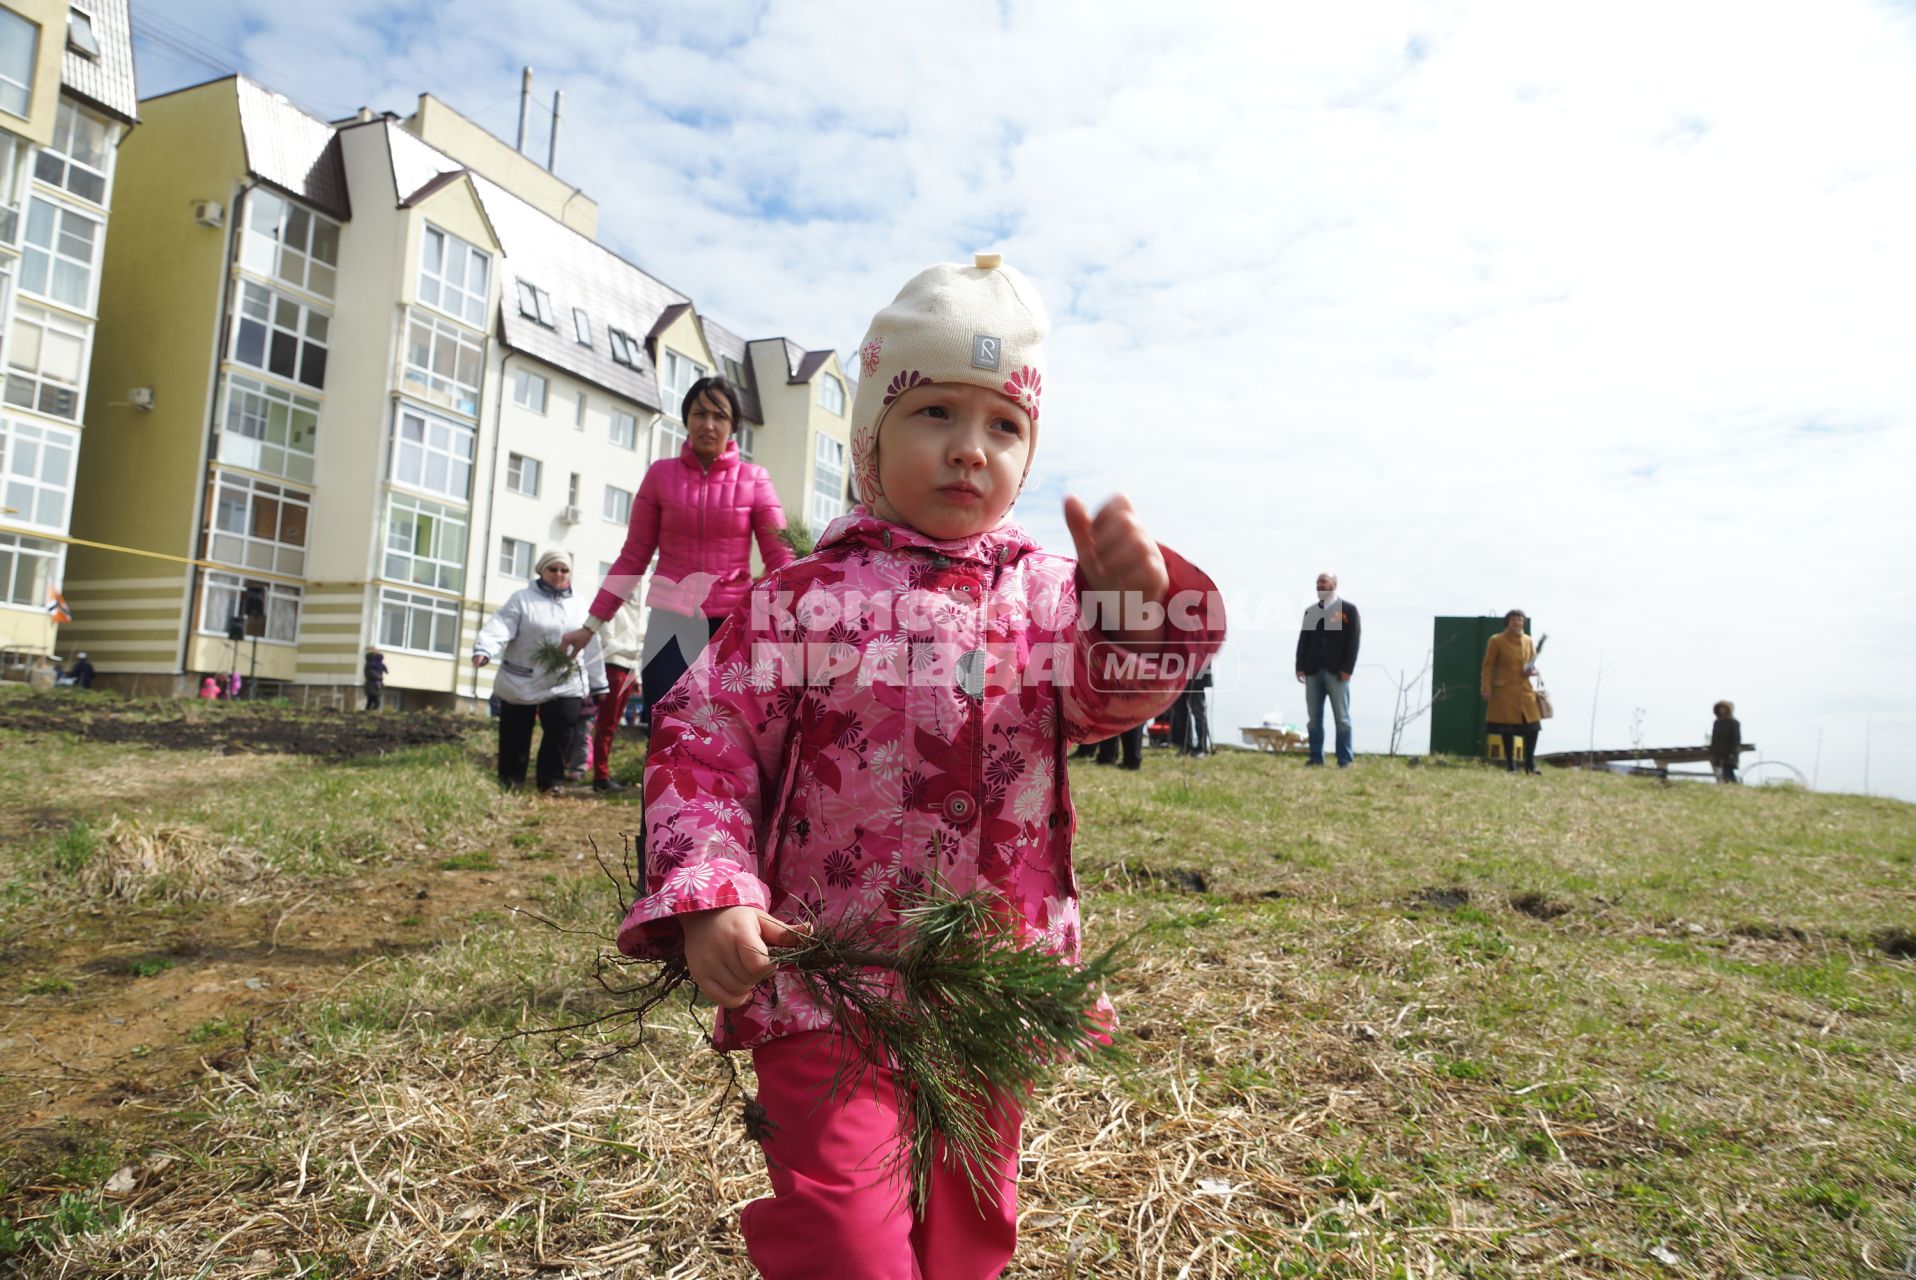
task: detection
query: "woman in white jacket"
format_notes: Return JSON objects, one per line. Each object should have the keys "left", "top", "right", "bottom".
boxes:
{"left": 472, "top": 551, "right": 608, "bottom": 794}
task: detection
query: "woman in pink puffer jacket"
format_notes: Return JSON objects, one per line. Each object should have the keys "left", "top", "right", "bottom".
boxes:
{"left": 567, "top": 377, "right": 795, "bottom": 718}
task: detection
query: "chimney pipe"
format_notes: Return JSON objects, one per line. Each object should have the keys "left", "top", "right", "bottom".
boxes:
{"left": 547, "top": 90, "right": 563, "bottom": 172}
{"left": 516, "top": 67, "right": 533, "bottom": 153}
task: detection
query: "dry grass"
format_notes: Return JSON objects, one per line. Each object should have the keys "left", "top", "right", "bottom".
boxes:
{"left": 69, "top": 817, "right": 273, "bottom": 905}
{"left": 1, "top": 730, "right": 1912, "bottom": 1277}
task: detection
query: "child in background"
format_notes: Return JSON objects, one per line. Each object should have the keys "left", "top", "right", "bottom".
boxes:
{"left": 616, "top": 253, "right": 1225, "bottom": 1279}
{"left": 1710, "top": 700, "right": 1742, "bottom": 784}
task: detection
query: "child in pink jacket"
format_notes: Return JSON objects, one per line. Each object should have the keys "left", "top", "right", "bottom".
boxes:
{"left": 617, "top": 253, "right": 1225, "bottom": 1280}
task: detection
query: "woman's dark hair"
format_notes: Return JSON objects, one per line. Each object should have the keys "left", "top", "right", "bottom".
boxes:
{"left": 1503, "top": 609, "right": 1526, "bottom": 624}
{"left": 682, "top": 376, "right": 742, "bottom": 426}
{"left": 1713, "top": 700, "right": 1734, "bottom": 717}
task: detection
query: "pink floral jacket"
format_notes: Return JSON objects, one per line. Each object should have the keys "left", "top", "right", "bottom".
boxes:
{"left": 616, "top": 511, "right": 1225, "bottom": 1051}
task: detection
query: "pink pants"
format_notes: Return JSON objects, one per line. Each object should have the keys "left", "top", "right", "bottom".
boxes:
{"left": 742, "top": 1032, "right": 1022, "bottom": 1280}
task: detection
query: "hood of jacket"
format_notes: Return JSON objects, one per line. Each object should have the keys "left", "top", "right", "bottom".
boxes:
{"left": 813, "top": 508, "right": 1041, "bottom": 569}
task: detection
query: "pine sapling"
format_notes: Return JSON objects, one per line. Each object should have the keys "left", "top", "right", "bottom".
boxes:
{"left": 507, "top": 842, "right": 1130, "bottom": 1211}
{"left": 530, "top": 639, "right": 581, "bottom": 682}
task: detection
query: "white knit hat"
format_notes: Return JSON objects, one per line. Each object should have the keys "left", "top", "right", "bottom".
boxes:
{"left": 849, "top": 252, "right": 1049, "bottom": 511}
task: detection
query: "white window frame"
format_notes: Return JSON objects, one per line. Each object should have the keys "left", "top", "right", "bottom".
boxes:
{"left": 378, "top": 587, "right": 460, "bottom": 656}
{"left": 4, "top": 303, "right": 88, "bottom": 421}
{"left": 572, "top": 307, "right": 592, "bottom": 346}
{"left": 735, "top": 421, "right": 756, "bottom": 461}
{"left": 19, "top": 195, "right": 101, "bottom": 313}
{"left": 573, "top": 390, "right": 587, "bottom": 430}
{"left": 817, "top": 372, "right": 846, "bottom": 416}
{"left": 208, "top": 470, "right": 311, "bottom": 576}
{"left": 0, "top": 530, "right": 59, "bottom": 610}
{"left": 512, "top": 367, "right": 548, "bottom": 415}
{"left": 0, "top": 418, "right": 77, "bottom": 532}
{"left": 660, "top": 349, "right": 707, "bottom": 419}
{"left": 0, "top": 8, "right": 37, "bottom": 120}
{"left": 602, "top": 484, "right": 633, "bottom": 525}
{"left": 417, "top": 224, "right": 491, "bottom": 328}
{"left": 505, "top": 452, "right": 541, "bottom": 497}
{"left": 658, "top": 417, "right": 686, "bottom": 459}
{"left": 238, "top": 188, "right": 338, "bottom": 299}
{"left": 33, "top": 98, "right": 113, "bottom": 207}
{"left": 391, "top": 404, "right": 475, "bottom": 500}
{"left": 200, "top": 571, "right": 301, "bottom": 645}
{"left": 498, "top": 536, "right": 535, "bottom": 579}
{"left": 403, "top": 309, "right": 484, "bottom": 418}
{"left": 722, "top": 355, "right": 746, "bottom": 387}
{"left": 217, "top": 374, "right": 318, "bottom": 484}
{"left": 810, "top": 434, "right": 847, "bottom": 531}
{"left": 231, "top": 279, "right": 328, "bottom": 390}
{"left": 609, "top": 409, "right": 638, "bottom": 451}
{"left": 383, "top": 492, "right": 467, "bottom": 593}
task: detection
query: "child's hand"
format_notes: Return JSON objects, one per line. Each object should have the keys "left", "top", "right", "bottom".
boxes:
{"left": 1065, "top": 494, "right": 1171, "bottom": 646}
{"left": 680, "top": 906, "right": 802, "bottom": 1008}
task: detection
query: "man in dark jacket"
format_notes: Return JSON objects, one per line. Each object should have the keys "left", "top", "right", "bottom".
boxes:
{"left": 363, "top": 649, "right": 388, "bottom": 711}
{"left": 65, "top": 652, "right": 94, "bottom": 688}
{"left": 1295, "top": 572, "right": 1360, "bottom": 767}
{"left": 1171, "top": 664, "right": 1214, "bottom": 756}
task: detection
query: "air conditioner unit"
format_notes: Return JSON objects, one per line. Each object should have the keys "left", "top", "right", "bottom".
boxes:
{"left": 127, "top": 386, "right": 156, "bottom": 411}
{"left": 192, "top": 200, "right": 224, "bottom": 228}
{"left": 559, "top": 505, "right": 583, "bottom": 525}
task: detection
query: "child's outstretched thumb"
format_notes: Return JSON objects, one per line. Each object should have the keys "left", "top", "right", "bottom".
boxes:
{"left": 1063, "top": 495, "right": 1101, "bottom": 578}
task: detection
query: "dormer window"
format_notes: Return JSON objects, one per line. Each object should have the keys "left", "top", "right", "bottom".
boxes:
{"left": 516, "top": 280, "right": 555, "bottom": 328}
{"left": 608, "top": 328, "right": 636, "bottom": 367}
{"left": 67, "top": 8, "right": 100, "bottom": 60}
{"left": 572, "top": 307, "right": 592, "bottom": 346}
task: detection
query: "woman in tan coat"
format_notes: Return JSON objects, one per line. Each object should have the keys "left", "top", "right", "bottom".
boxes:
{"left": 1481, "top": 609, "right": 1541, "bottom": 774}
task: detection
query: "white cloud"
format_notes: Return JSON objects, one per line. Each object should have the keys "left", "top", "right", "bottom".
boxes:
{"left": 136, "top": 0, "right": 1916, "bottom": 797}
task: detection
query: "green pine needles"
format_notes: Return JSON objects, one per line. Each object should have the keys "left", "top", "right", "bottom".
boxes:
{"left": 530, "top": 640, "right": 581, "bottom": 682}
{"left": 512, "top": 852, "right": 1132, "bottom": 1212}
{"left": 766, "top": 890, "right": 1132, "bottom": 1209}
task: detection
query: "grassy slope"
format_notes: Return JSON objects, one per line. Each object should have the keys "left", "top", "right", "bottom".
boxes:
{"left": 0, "top": 701, "right": 1910, "bottom": 1277}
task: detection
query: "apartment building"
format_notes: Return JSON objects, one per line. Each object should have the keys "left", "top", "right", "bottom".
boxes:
{"left": 59, "top": 78, "right": 852, "bottom": 707}
{"left": 0, "top": 0, "right": 135, "bottom": 663}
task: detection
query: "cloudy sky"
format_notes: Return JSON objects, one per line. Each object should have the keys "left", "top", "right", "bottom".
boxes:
{"left": 134, "top": 0, "right": 1914, "bottom": 799}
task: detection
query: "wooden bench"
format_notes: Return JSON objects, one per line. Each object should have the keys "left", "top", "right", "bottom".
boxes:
{"left": 1535, "top": 745, "right": 1755, "bottom": 775}
{"left": 1241, "top": 727, "right": 1304, "bottom": 753}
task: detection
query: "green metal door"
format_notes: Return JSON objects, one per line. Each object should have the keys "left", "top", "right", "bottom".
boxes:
{"left": 1428, "top": 615, "right": 1530, "bottom": 757}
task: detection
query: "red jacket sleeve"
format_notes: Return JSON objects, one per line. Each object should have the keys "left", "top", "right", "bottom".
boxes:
{"left": 1060, "top": 544, "right": 1226, "bottom": 744}
{"left": 589, "top": 462, "right": 664, "bottom": 621}
{"left": 615, "top": 585, "right": 792, "bottom": 958}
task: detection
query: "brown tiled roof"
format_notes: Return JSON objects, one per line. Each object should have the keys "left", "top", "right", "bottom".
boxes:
{"left": 646, "top": 301, "right": 691, "bottom": 343}
{"left": 61, "top": 0, "right": 137, "bottom": 123}
{"left": 789, "top": 349, "right": 831, "bottom": 385}
{"left": 235, "top": 78, "right": 350, "bottom": 219}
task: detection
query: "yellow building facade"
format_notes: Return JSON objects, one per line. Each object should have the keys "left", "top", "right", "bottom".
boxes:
{"left": 0, "top": 0, "right": 137, "bottom": 670}
{"left": 59, "top": 78, "right": 851, "bottom": 707}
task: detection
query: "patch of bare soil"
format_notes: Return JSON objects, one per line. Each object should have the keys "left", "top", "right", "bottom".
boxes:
{"left": 0, "top": 797, "right": 638, "bottom": 1141}
{"left": 0, "top": 694, "right": 471, "bottom": 759}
